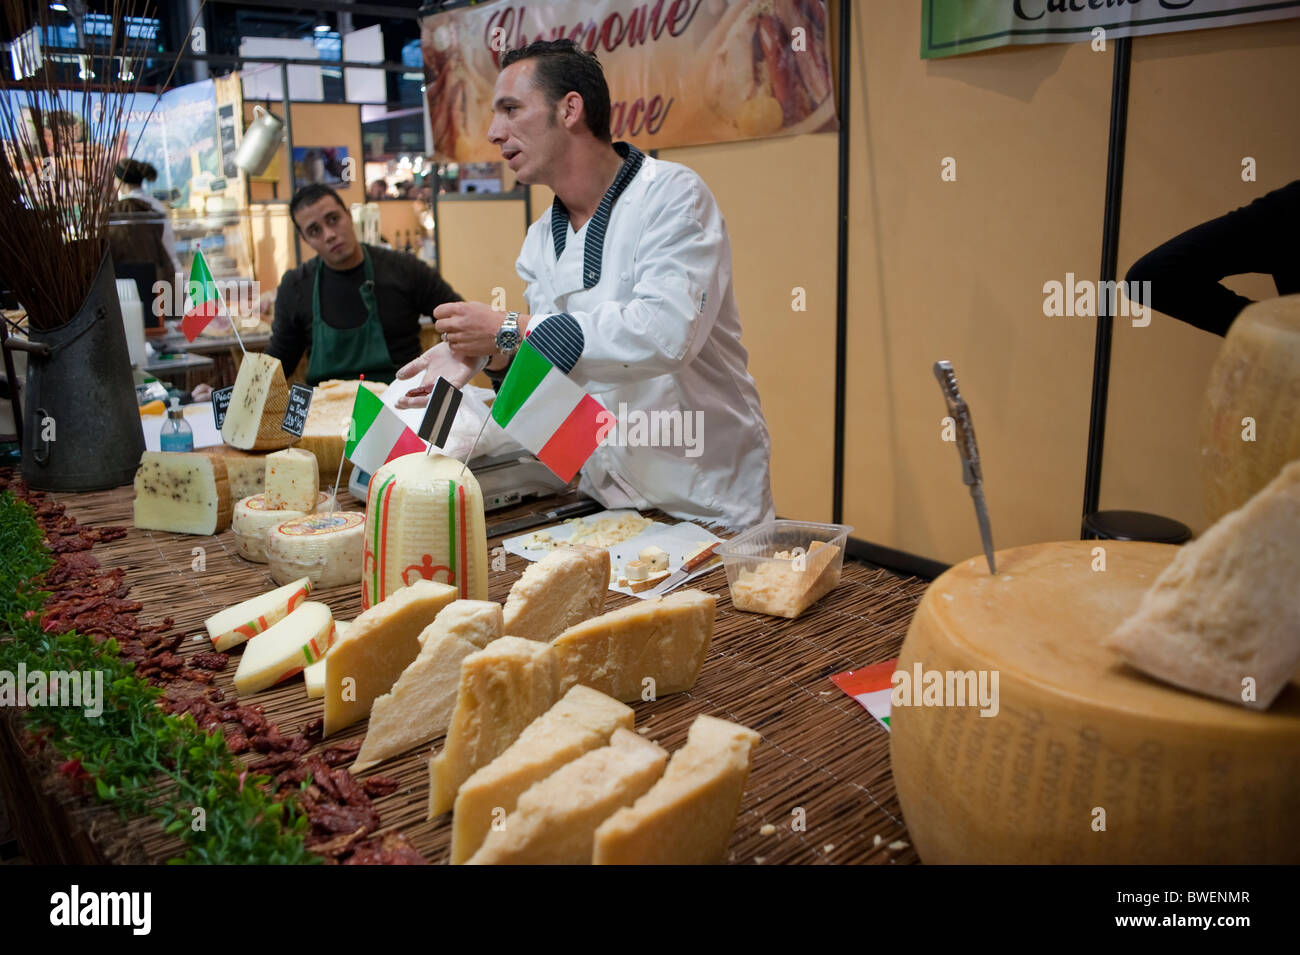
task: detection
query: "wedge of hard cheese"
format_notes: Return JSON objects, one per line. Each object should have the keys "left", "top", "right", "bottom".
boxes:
{"left": 233, "top": 602, "right": 335, "bottom": 696}
{"left": 204, "top": 576, "right": 312, "bottom": 652}
{"left": 466, "top": 729, "right": 668, "bottom": 865}
{"left": 594, "top": 715, "right": 760, "bottom": 864}
{"left": 427, "top": 637, "right": 559, "bottom": 818}
{"left": 265, "top": 447, "right": 320, "bottom": 512}
{"left": 1107, "top": 459, "right": 1300, "bottom": 709}
{"left": 212, "top": 445, "right": 267, "bottom": 499}
{"left": 552, "top": 589, "right": 717, "bottom": 702}
{"left": 354, "top": 600, "right": 503, "bottom": 772}
{"left": 502, "top": 545, "right": 610, "bottom": 642}
{"left": 133, "top": 451, "right": 232, "bottom": 536}
{"left": 220, "top": 352, "right": 295, "bottom": 451}
{"left": 323, "top": 580, "right": 458, "bottom": 735}
{"left": 304, "top": 620, "right": 348, "bottom": 699}
{"left": 451, "top": 685, "right": 634, "bottom": 864}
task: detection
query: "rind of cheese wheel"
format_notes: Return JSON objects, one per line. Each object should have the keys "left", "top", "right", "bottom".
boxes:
{"left": 266, "top": 510, "right": 364, "bottom": 588}
{"left": 220, "top": 352, "right": 296, "bottom": 451}
{"left": 294, "top": 378, "right": 387, "bottom": 480}
{"left": 552, "top": 589, "right": 717, "bottom": 702}
{"left": 451, "top": 685, "right": 634, "bottom": 864}
{"left": 891, "top": 540, "right": 1300, "bottom": 864}
{"left": 204, "top": 576, "right": 312, "bottom": 652}
{"left": 304, "top": 620, "right": 348, "bottom": 699}
{"left": 233, "top": 602, "right": 335, "bottom": 696}
{"left": 323, "top": 580, "right": 457, "bottom": 735}
{"left": 133, "top": 451, "right": 232, "bottom": 536}
{"left": 264, "top": 447, "right": 321, "bottom": 513}
{"left": 502, "top": 545, "right": 609, "bottom": 643}
{"left": 466, "top": 729, "right": 667, "bottom": 865}
{"left": 232, "top": 491, "right": 330, "bottom": 563}
{"left": 211, "top": 445, "right": 267, "bottom": 499}
{"left": 593, "top": 715, "right": 759, "bottom": 865}
{"left": 427, "top": 636, "right": 559, "bottom": 818}
{"left": 353, "top": 600, "right": 503, "bottom": 772}
{"left": 1107, "top": 460, "right": 1300, "bottom": 709}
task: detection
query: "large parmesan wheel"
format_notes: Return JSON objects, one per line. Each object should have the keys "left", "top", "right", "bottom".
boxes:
{"left": 1201, "top": 294, "right": 1300, "bottom": 523}
{"left": 890, "top": 541, "right": 1300, "bottom": 865}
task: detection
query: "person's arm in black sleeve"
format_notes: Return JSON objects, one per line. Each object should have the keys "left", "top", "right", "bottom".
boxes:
{"left": 1126, "top": 179, "right": 1300, "bottom": 337}
{"left": 264, "top": 274, "right": 307, "bottom": 377}
{"left": 413, "top": 257, "right": 463, "bottom": 314}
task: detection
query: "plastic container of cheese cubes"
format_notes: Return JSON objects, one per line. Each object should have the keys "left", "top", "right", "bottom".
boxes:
{"left": 717, "top": 520, "right": 853, "bottom": 619}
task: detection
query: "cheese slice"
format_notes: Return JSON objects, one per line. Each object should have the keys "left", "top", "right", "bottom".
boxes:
{"left": 294, "top": 378, "right": 387, "bottom": 481}
{"left": 266, "top": 510, "right": 365, "bottom": 588}
{"left": 265, "top": 447, "right": 321, "bottom": 513}
{"left": 220, "top": 352, "right": 296, "bottom": 451}
{"left": 552, "top": 589, "right": 717, "bottom": 702}
{"left": 232, "top": 491, "right": 329, "bottom": 562}
{"left": 427, "top": 637, "right": 559, "bottom": 818}
{"left": 212, "top": 445, "right": 267, "bottom": 499}
{"left": 451, "top": 685, "right": 634, "bottom": 864}
{"left": 304, "top": 620, "right": 348, "bottom": 699}
{"left": 354, "top": 600, "right": 504, "bottom": 772}
{"left": 466, "top": 729, "right": 668, "bottom": 865}
{"left": 204, "top": 577, "right": 312, "bottom": 652}
{"left": 502, "top": 545, "right": 610, "bottom": 643}
{"left": 233, "top": 602, "right": 335, "bottom": 696}
{"left": 323, "top": 580, "right": 458, "bottom": 735}
{"left": 593, "top": 715, "right": 760, "bottom": 865}
{"left": 1107, "top": 460, "right": 1300, "bottom": 709}
{"left": 133, "top": 451, "right": 232, "bottom": 536}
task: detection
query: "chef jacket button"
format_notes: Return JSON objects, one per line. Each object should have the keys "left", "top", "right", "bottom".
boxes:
{"left": 619, "top": 271, "right": 630, "bottom": 282}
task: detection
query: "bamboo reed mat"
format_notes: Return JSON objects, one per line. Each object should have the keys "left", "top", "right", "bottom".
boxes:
{"left": 47, "top": 485, "right": 928, "bottom": 865}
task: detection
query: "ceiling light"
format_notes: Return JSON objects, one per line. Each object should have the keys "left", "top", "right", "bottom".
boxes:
{"left": 50, "top": 3, "right": 69, "bottom": 11}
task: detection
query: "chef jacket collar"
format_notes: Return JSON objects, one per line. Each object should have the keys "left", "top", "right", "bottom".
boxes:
{"left": 550, "top": 141, "right": 645, "bottom": 289}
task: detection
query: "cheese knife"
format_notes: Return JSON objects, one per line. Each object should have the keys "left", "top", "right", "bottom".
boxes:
{"left": 933, "top": 360, "right": 997, "bottom": 575}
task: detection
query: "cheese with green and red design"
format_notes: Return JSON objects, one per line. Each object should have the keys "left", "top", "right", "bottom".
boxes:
{"left": 361, "top": 451, "right": 489, "bottom": 608}
{"left": 266, "top": 511, "right": 365, "bottom": 588}
{"left": 233, "top": 601, "right": 336, "bottom": 695}
{"left": 203, "top": 577, "right": 313, "bottom": 652}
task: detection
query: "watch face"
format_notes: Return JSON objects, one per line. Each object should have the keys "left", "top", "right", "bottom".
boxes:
{"left": 497, "top": 327, "right": 520, "bottom": 351}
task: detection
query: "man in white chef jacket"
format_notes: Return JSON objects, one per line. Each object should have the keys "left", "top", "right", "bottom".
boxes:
{"left": 397, "top": 38, "right": 774, "bottom": 530}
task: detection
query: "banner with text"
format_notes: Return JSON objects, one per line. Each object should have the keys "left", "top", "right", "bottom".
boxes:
{"left": 420, "top": 0, "right": 837, "bottom": 162}
{"left": 922, "top": 0, "right": 1300, "bottom": 59}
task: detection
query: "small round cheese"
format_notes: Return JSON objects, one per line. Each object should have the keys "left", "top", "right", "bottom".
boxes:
{"left": 266, "top": 510, "right": 365, "bottom": 588}
{"left": 232, "top": 491, "right": 330, "bottom": 563}
{"left": 624, "top": 559, "right": 649, "bottom": 582}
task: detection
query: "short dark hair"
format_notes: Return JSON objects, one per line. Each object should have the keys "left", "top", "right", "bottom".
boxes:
{"left": 115, "top": 158, "right": 158, "bottom": 185}
{"left": 501, "top": 39, "right": 611, "bottom": 143}
{"left": 289, "top": 183, "right": 348, "bottom": 231}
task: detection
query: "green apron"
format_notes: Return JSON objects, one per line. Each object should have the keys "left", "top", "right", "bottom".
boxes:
{"left": 307, "top": 246, "right": 397, "bottom": 384}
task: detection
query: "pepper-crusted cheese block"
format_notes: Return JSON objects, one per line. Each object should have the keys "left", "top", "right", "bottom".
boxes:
{"left": 233, "top": 602, "right": 335, "bottom": 696}
{"left": 502, "top": 545, "right": 610, "bottom": 643}
{"left": 294, "top": 378, "right": 387, "bottom": 480}
{"left": 266, "top": 510, "right": 365, "bottom": 588}
{"left": 892, "top": 540, "right": 1300, "bottom": 864}
{"left": 1107, "top": 460, "right": 1300, "bottom": 709}
{"left": 304, "top": 620, "right": 349, "bottom": 699}
{"left": 594, "top": 715, "right": 760, "bottom": 865}
{"left": 265, "top": 448, "right": 321, "bottom": 513}
{"left": 220, "top": 352, "right": 296, "bottom": 451}
{"left": 362, "top": 451, "right": 489, "bottom": 609}
{"left": 354, "top": 600, "right": 504, "bottom": 772}
{"left": 323, "top": 580, "right": 458, "bottom": 735}
{"left": 466, "top": 729, "right": 668, "bottom": 865}
{"left": 451, "top": 685, "right": 634, "bottom": 864}
{"left": 212, "top": 445, "right": 267, "bottom": 499}
{"left": 232, "top": 491, "right": 329, "bottom": 562}
{"left": 552, "top": 589, "right": 717, "bottom": 703}
{"left": 427, "top": 637, "right": 560, "bottom": 818}
{"left": 204, "top": 576, "right": 312, "bottom": 652}
{"left": 133, "top": 451, "right": 232, "bottom": 536}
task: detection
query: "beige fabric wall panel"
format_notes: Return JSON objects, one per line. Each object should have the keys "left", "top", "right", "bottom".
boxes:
{"left": 435, "top": 199, "right": 530, "bottom": 308}
{"left": 1104, "top": 19, "right": 1300, "bottom": 536}
{"left": 844, "top": 5, "right": 1113, "bottom": 565}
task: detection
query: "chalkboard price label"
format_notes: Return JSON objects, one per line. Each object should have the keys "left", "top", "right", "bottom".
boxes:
{"left": 211, "top": 386, "right": 234, "bottom": 430}
{"left": 281, "top": 383, "right": 314, "bottom": 437}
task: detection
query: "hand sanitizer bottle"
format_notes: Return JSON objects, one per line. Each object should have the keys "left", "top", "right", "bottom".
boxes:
{"left": 160, "top": 397, "right": 194, "bottom": 452}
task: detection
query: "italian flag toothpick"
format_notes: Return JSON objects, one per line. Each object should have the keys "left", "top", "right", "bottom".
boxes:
{"left": 180, "top": 247, "right": 226, "bottom": 342}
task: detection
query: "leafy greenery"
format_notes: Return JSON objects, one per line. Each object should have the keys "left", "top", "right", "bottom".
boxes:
{"left": 0, "top": 491, "right": 317, "bottom": 864}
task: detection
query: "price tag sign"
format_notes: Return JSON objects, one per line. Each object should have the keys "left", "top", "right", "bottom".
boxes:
{"left": 211, "top": 386, "right": 234, "bottom": 430}
{"left": 281, "top": 383, "right": 313, "bottom": 437}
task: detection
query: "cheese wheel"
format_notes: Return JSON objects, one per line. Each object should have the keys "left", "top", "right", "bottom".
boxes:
{"left": 232, "top": 491, "right": 330, "bottom": 563}
{"left": 891, "top": 541, "right": 1300, "bottom": 865}
{"left": 266, "top": 510, "right": 365, "bottom": 588}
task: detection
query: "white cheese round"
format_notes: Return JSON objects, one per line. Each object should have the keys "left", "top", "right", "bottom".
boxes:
{"left": 232, "top": 491, "right": 330, "bottom": 563}
{"left": 266, "top": 510, "right": 365, "bottom": 588}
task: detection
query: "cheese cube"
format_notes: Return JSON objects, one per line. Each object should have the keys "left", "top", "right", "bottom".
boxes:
{"left": 220, "top": 352, "right": 296, "bottom": 451}
{"left": 427, "top": 637, "right": 559, "bottom": 818}
{"left": 552, "top": 589, "right": 717, "bottom": 702}
{"left": 466, "top": 729, "right": 667, "bottom": 865}
{"left": 323, "top": 580, "right": 458, "bottom": 735}
{"left": 304, "top": 620, "right": 348, "bottom": 699}
{"left": 204, "top": 577, "right": 312, "bottom": 652}
{"left": 593, "top": 715, "right": 760, "bottom": 865}
{"left": 133, "top": 451, "right": 232, "bottom": 536}
{"left": 265, "top": 448, "right": 320, "bottom": 513}
{"left": 451, "top": 685, "right": 634, "bottom": 864}
{"left": 233, "top": 602, "right": 335, "bottom": 696}
{"left": 354, "top": 600, "right": 503, "bottom": 772}
{"left": 502, "top": 545, "right": 610, "bottom": 643}
{"left": 212, "top": 445, "right": 267, "bottom": 499}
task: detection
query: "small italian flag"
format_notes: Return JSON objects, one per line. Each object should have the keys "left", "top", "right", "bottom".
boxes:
{"left": 345, "top": 385, "right": 427, "bottom": 474}
{"left": 831, "top": 660, "right": 897, "bottom": 732}
{"left": 180, "top": 247, "right": 226, "bottom": 342}
{"left": 491, "top": 339, "right": 604, "bottom": 482}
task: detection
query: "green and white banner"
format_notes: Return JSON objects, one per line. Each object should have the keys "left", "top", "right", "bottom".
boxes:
{"left": 922, "top": 0, "right": 1300, "bottom": 59}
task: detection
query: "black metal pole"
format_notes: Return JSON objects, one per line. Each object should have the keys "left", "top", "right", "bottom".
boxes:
{"left": 281, "top": 64, "right": 300, "bottom": 266}
{"left": 1081, "top": 36, "right": 1132, "bottom": 537}
{"left": 832, "top": 0, "right": 850, "bottom": 525}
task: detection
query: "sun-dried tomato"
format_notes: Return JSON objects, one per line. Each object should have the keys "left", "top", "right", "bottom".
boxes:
{"left": 361, "top": 775, "right": 400, "bottom": 799}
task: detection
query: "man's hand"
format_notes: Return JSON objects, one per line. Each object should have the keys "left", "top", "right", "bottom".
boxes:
{"left": 433, "top": 301, "right": 509, "bottom": 357}
{"left": 393, "top": 341, "right": 483, "bottom": 409}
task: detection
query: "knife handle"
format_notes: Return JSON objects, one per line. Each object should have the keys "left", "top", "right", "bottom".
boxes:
{"left": 681, "top": 542, "right": 720, "bottom": 573}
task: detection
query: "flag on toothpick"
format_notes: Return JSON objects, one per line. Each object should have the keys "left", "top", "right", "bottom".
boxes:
{"left": 180, "top": 247, "right": 227, "bottom": 342}
{"left": 418, "top": 377, "right": 463, "bottom": 449}
{"left": 346, "top": 386, "right": 427, "bottom": 473}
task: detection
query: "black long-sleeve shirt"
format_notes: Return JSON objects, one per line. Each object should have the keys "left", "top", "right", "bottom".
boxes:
{"left": 267, "top": 244, "right": 460, "bottom": 380}
{"left": 1125, "top": 179, "right": 1300, "bottom": 337}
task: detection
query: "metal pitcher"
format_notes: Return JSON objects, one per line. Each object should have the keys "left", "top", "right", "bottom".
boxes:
{"left": 234, "top": 104, "right": 284, "bottom": 176}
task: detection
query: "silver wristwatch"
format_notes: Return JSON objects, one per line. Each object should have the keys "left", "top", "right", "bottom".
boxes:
{"left": 495, "top": 311, "right": 521, "bottom": 357}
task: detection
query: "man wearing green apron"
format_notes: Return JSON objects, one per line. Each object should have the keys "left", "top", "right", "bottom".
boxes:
{"left": 267, "top": 183, "right": 461, "bottom": 385}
